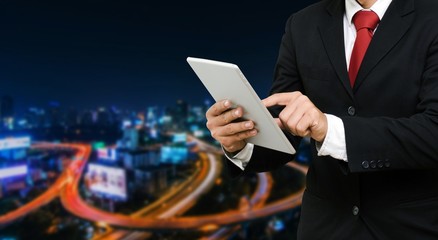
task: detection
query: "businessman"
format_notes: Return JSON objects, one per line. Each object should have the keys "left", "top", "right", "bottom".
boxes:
{"left": 205, "top": 0, "right": 438, "bottom": 239}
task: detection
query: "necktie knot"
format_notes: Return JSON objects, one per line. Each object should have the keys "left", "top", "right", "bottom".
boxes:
{"left": 353, "top": 10, "right": 380, "bottom": 32}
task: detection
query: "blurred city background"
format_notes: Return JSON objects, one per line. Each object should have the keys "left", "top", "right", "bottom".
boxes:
{"left": 0, "top": 0, "right": 314, "bottom": 239}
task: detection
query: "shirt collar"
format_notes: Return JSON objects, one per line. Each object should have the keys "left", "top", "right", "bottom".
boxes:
{"left": 345, "top": 0, "right": 393, "bottom": 25}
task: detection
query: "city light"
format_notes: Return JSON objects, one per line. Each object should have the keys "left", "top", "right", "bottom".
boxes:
{"left": 85, "top": 163, "right": 127, "bottom": 200}
{"left": 97, "top": 147, "right": 117, "bottom": 161}
{"left": 0, "top": 0, "right": 314, "bottom": 238}
{"left": 0, "top": 136, "right": 31, "bottom": 151}
{"left": 0, "top": 98, "right": 309, "bottom": 239}
{"left": 0, "top": 165, "right": 28, "bottom": 179}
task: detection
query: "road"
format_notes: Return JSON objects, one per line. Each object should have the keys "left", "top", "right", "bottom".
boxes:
{"left": 1, "top": 138, "right": 308, "bottom": 238}
{"left": 59, "top": 149, "right": 223, "bottom": 229}
{"left": 0, "top": 143, "right": 91, "bottom": 228}
{"left": 59, "top": 136, "right": 300, "bottom": 232}
{"left": 202, "top": 172, "right": 273, "bottom": 240}
{"left": 95, "top": 152, "right": 221, "bottom": 239}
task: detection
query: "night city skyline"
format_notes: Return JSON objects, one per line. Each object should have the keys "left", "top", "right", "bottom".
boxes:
{"left": 0, "top": 0, "right": 315, "bottom": 113}
{"left": 0, "top": 2, "right": 315, "bottom": 239}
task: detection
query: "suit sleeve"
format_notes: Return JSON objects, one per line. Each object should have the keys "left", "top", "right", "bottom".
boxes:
{"left": 343, "top": 35, "right": 438, "bottom": 172}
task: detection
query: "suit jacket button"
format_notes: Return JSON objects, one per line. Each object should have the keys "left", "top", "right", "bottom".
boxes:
{"left": 347, "top": 106, "right": 356, "bottom": 116}
{"left": 370, "top": 160, "right": 376, "bottom": 169}
{"left": 377, "top": 160, "right": 384, "bottom": 168}
{"left": 352, "top": 206, "right": 359, "bottom": 216}
{"left": 361, "top": 161, "right": 369, "bottom": 169}
{"left": 384, "top": 159, "right": 391, "bottom": 168}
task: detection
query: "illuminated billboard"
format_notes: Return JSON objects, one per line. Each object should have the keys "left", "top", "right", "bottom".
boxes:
{"left": 86, "top": 164, "right": 127, "bottom": 200}
{"left": 0, "top": 137, "right": 31, "bottom": 151}
{"left": 172, "top": 133, "right": 187, "bottom": 143}
{"left": 161, "top": 146, "right": 188, "bottom": 164}
{"left": 97, "top": 147, "right": 117, "bottom": 161}
{"left": 0, "top": 165, "right": 28, "bottom": 179}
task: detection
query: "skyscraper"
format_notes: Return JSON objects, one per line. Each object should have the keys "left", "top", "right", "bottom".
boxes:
{"left": 0, "top": 96, "right": 13, "bottom": 117}
{"left": 0, "top": 96, "right": 14, "bottom": 130}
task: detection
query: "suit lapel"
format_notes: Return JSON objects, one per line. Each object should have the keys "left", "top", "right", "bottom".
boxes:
{"left": 353, "top": 0, "right": 415, "bottom": 91}
{"left": 318, "top": 0, "right": 354, "bottom": 100}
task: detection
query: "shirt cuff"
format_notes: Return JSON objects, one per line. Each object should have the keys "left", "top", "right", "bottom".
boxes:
{"left": 316, "top": 114, "right": 348, "bottom": 161}
{"left": 223, "top": 143, "right": 254, "bottom": 170}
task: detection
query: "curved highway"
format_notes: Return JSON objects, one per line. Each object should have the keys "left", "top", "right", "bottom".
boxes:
{"left": 0, "top": 139, "right": 307, "bottom": 237}
{"left": 0, "top": 143, "right": 91, "bottom": 227}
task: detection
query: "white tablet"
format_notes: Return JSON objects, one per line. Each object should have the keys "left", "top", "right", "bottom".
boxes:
{"left": 186, "top": 57, "right": 295, "bottom": 154}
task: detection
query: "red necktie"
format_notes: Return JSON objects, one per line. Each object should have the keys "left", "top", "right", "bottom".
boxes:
{"left": 349, "top": 10, "right": 380, "bottom": 87}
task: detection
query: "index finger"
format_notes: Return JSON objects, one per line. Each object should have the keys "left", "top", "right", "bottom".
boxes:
{"left": 206, "top": 99, "right": 233, "bottom": 118}
{"left": 262, "top": 92, "right": 302, "bottom": 108}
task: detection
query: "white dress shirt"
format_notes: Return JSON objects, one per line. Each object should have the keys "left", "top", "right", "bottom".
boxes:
{"left": 226, "top": 0, "right": 392, "bottom": 170}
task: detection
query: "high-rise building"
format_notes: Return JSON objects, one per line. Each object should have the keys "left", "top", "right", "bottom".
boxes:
{"left": 0, "top": 96, "right": 13, "bottom": 118}
{"left": 66, "top": 108, "right": 79, "bottom": 126}
{"left": 0, "top": 136, "right": 31, "bottom": 161}
{"left": 80, "top": 110, "right": 94, "bottom": 126}
{"left": 175, "top": 100, "right": 188, "bottom": 128}
{"left": 97, "top": 107, "right": 111, "bottom": 126}
{"left": 0, "top": 96, "right": 14, "bottom": 130}
{"left": 26, "top": 107, "right": 46, "bottom": 128}
{"left": 0, "top": 136, "right": 31, "bottom": 197}
{"left": 47, "top": 101, "right": 62, "bottom": 127}
{"left": 146, "top": 106, "right": 159, "bottom": 127}
{"left": 117, "top": 128, "right": 139, "bottom": 150}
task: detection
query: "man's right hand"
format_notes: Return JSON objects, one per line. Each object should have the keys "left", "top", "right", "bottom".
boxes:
{"left": 205, "top": 100, "right": 258, "bottom": 153}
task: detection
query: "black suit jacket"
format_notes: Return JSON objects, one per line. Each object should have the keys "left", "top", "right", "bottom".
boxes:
{"left": 229, "top": 0, "right": 438, "bottom": 239}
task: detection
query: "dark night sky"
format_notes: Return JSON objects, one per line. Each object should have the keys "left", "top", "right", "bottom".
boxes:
{"left": 0, "top": 0, "right": 315, "bottom": 113}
